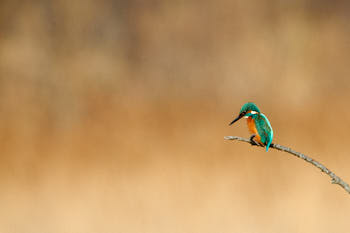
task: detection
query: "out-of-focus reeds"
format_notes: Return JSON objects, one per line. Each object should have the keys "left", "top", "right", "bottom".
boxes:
{"left": 0, "top": 1, "right": 350, "bottom": 232}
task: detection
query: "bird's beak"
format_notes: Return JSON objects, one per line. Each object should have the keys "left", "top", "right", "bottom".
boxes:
{"left": 229, "top": 112, "right": 244, "bottom": 126}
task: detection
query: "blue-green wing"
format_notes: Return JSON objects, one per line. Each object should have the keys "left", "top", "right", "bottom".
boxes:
{"left": 254, "top": 113, "right": 273, "bottom": 151}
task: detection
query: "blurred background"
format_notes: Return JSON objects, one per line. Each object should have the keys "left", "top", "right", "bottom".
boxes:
{"left": 1, "top": 0, "right": 350, "bottom": 232}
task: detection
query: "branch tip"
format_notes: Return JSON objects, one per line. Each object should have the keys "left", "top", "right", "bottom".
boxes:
{"left": 225, "top": 135, "right": 350, "bottom": 195}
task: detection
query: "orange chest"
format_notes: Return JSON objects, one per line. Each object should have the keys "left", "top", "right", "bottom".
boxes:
{"left": 247, "top": 117, "right": 258, "bottom": 135}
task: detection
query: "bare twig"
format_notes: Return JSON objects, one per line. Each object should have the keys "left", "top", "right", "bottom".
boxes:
{"left": 224, "top": 136, "right": 350, "bottom": 195}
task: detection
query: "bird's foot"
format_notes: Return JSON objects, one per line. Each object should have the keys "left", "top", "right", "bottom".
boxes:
{"left": 249, "top": 135, "right": 260, "bottom": 146}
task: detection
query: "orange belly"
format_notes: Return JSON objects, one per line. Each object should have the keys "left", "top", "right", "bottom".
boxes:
{"left": 247, "top": 117, "right": 263, "bottom": 145}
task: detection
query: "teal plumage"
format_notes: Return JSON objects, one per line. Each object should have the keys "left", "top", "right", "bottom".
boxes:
{"left": 239, "top": 102, "right": 260, "bottom": 114}
{"left": 248, "top": 112, "right": 273, "bottom": 151}
{"left": 229, "top": 102, "right": 274, "bottom": 152}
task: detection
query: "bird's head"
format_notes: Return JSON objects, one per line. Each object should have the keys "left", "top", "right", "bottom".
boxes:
{"left": 229, "top": 102, "right": 260, "bottom": 125}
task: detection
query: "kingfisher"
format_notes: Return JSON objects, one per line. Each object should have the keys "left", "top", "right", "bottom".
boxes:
{"left": 229, "top": 102, "right": 273, "bottom": 151}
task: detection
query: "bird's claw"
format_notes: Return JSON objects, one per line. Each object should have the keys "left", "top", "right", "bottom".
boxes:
{"left": 249, "top": 135, "right": 260, "bottom": 146}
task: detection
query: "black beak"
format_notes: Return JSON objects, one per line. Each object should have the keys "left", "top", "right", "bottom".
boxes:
{"left": 229, "top": 113, "right": 244, "bottom": 126}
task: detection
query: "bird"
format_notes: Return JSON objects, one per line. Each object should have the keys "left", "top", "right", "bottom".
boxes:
{"left": 229, "top": 102, "right": 273, "bottom": 151}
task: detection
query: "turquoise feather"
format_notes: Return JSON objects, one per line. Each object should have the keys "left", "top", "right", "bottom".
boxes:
{"left": 239, "top": 102, "right": 260, "bottom": 114}
{"left": 230, "top": 102, "right": 273, "bottom": 152}
{"left": 247, "top": 112, "right": 273, "bottom": 151}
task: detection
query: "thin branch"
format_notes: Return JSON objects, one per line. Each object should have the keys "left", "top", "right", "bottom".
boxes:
{"left": 224, "top": 136, "right": 350, "bottom": 195}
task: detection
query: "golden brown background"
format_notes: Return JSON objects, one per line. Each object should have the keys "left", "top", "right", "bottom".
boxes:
{"left": 1, "top": 1, "right": 350, "bottom": 232}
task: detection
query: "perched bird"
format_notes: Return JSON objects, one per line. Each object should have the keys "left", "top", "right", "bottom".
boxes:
{"left": 229, "top": 102, "right": 273, "bottom": 151}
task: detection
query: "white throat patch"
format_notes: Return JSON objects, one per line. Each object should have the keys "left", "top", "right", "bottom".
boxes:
{"left": 244, "top": 110, "right": 258, "bottom": 118}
